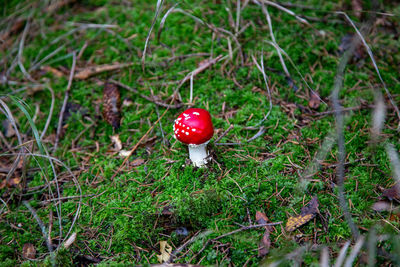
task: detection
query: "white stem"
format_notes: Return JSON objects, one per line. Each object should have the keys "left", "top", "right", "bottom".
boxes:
{"left": 188, "top": 143, "right": 209, "bottom": 167}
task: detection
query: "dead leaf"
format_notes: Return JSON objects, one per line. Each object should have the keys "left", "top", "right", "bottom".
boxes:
{"left": 2, "top": 119, "right": 16, "bottom": 138}
{"left": 258, "top": 230, "right": 271, "bottom": 257}
{"left": 74, "top": 63, "right": 133, "bottom": 80}
{"left": 122, "top": 99, "right": 133, "bottom": 107}
{"left": 103, "top": 82, "right": 121, "bottom": 129}
{"left": 22, "top": 243, "right": 36, "bottom": 259}
{"left": 286, "top": 196, "right": 319, "bottom": 232}
{"left": 255, "top": 211, "right": 272, "bottom": 257}
{"left": 157, "top": 241, "right": 172, "bottom": 263}
{"left": 0, "top": 177, "right": 21, "bottom": 189}
{"left": 372, "top": 201, "right": 392, "bottom": 212}
{"left": 308, "top": 91, "right": 321, "bottom": 109}
{"left": 110, "top": 135, "right": 122, "bottom": 151}
{"left": 382, "top": 184, "right": 400, "bottom": 202}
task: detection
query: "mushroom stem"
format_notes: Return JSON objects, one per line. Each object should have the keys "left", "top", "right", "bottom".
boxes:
{"left": 188, "top": 143, "right": 209, "bottom": 167}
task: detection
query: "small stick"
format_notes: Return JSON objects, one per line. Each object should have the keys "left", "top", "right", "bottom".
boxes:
{"left": 109, "top": 80, "right": 183, "bottom": 109}
{"left": 176, "top": 55, "right": 223, "bottom": 90}
{"left": 54, "top": 52, "right": 76, "bottom": 151}
{"left": 214, "top": 124, "right": 234, "bottom": 144}
{"left": 111, "top": 105, "right": 171, "bottom": 180}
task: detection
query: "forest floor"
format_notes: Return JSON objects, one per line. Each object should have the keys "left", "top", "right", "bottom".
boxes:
{"left": 1, "top": 0, "right": 400, "bottom": 266}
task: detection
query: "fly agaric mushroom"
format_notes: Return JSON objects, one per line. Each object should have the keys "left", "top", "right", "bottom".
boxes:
{"left": 173, "top": 108, "right": 214, "bottom": 167}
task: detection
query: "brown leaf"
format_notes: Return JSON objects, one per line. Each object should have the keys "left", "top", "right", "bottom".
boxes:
{"left": 74, "top": 63, "right": 133, "bottom": 80}
{"left": 0, "top": 177, "right": 21, "bottom": 189}
{"left": 382, "top": 184, "right": 400, "bottom": 202}
{"left": 102, "top": 82, "right": 121, "bottom": 129}
{"left": 255, "top": 211, "right": 272, "bottom": 257}
{"left": 157, "top": 241, "right": 172, "bottom": 263}
{"left": 308, "top": 91, "right": 321, "bottom": 109}
{"left": 286, "top": 196, "right": 319, "bottom": 232}
{"left": 22, "top": 243, "right": 36, "bottom": 259}
{"left": 258, "top": 229, "right": 270, "bottom": 257}
{"left": 372, "top": 201, "right": 392, "bottom": 212}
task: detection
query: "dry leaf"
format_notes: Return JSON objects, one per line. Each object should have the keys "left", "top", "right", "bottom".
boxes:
{"left": 255, "top": 211, "right": 272, "bottom": 257}
{"left": 308, "top": 91, "right": 321, "bottom": 109}
{"left": 74, "top": 63, "right": 133, "bottom": 80}
{"left": 382, "top": 184, "right": 400, "bottom": 202}
{"left": 2, "top": 119, "right": 16, "bottom": 138}
{"left": 258, "top": 230, "right": 271, "bottom": 257}
{"left": 372, "top": 201, "right": 392, "bottom": 212}
{"left": 157, "top": 241, "right": 172, "bottom": 263}
{"left": 286, "top": 196, "right": 319, "bottom": 232}
{"left": 22, "top": 243, "right": 36, "bottom": 259}
{"left": 110, "top": 135, "right": 122, "bottom": 151}
{"left": 103, "top": 83, "right": 121, "bottom": 129}
{"left": 0, "top": 177, "right": 21, "bottom": 189}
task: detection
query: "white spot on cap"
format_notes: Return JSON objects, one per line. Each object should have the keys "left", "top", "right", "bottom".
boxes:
{"left": 183, "top": 113, "right": 189, "bottom": 117}
{"left": 192, "top": 129, "right": 196, "bottom": 132}
{"left": 187, "top": 127, "right": 189, "bottom": 130}
{"left": 181, "top": 130, "right": 185, "bottom": 133}
{"left": 185, "top": 132, "right": 189, "bottom": 135}
{"left": 177, "top": 117, "right": 182, "bottom": 121}
{"left": 193, "top": 112, "right": 200, "bottom": 115}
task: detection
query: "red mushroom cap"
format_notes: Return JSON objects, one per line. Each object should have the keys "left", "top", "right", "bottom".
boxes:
{"left": 173, "top": 108, "right": 214, "bottom": 145}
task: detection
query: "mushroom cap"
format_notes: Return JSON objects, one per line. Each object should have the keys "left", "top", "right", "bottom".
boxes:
{"left": 173, "top": 108, "right": 214, "bottom": 145}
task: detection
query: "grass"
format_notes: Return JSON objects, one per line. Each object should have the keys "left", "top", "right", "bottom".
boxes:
{"left": 1, "top": 0, "right": 400, "bottom": 266}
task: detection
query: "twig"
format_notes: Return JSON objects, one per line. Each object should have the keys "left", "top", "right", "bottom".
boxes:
{"left": 109, "top": 80, "right": 183, "bottom": 109}
{"left": 167, "top": 230, "right": 211, "bottom": 263}
{"left": 194, "top": 222, "right": 282, "bottom": 258}
{"left": 111, "top": 104, "right": 171, "bottom": 180}
{"left": 23, "top": 201, "right": 55, "bottom": 266}
{"left": 54, "top": 52, "right": 77, "bottom": 151}
{"left": 176, "top": 55, "right": 223, "bottom": 90}
{"left": 214, "top": 124, "right": 234, "bottom": 144}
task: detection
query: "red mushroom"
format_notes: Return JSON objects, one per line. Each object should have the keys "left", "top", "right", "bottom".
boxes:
{"left": 173, "top": 108, "right": 214, "bottom": 167}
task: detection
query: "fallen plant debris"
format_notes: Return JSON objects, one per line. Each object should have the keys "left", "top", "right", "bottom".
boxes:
{"left": 255, "top": 211, "right": 272, "bottom": 257}
{"left": 286, "top": 196, "right": 319, "bottom": 232}
{"left": 102, "top": 82, "right": 121, "bottom": 130}
{"left": 74, "top": 63, "right": 133, "bottom": 80}
{"left": 157, "top": 241, "right": 173, "bottom": 263}
{"left": 22, "top": 243, "right": 36, "bottom": 260}
{"left": 382, "top": 183, "right": 400, "bottom": 202}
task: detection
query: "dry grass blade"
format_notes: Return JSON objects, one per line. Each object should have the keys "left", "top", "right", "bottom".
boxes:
{"left": 142, "top": 0, "right": 164, "bottom": 71}
{"left": 320, "top": 247, "right": 330, "bottom": 267}
{"left": 371, "top": 89, "right": 386, "bottom": 141}
{"left": 334, "top": 241, "right": 351, "bottom": 267}
{"left": 260, "top": 4, "right": 290, "bottom": 77}
{"left": 331, "top": 40, "right": 360, "bottom": 240}
{"left": 385, "top": 144, "right": 400, "bottom": 183}
{"left": 157, "top": 3, "right": 179, "bottom": 42}
{"left": 338, "top": 12, "right": 400, "bottom": 126}
{"left": 23, "top": 201, "right": 55, "bottom": 265}
{"left": 54, "top": 51, "right": 76, "bottom": 151}
{"left": 344, "top": 236, "right": 365, "bottom": 267}
{"left": 253, "top": 0, "right": 309, "bottom": 25}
